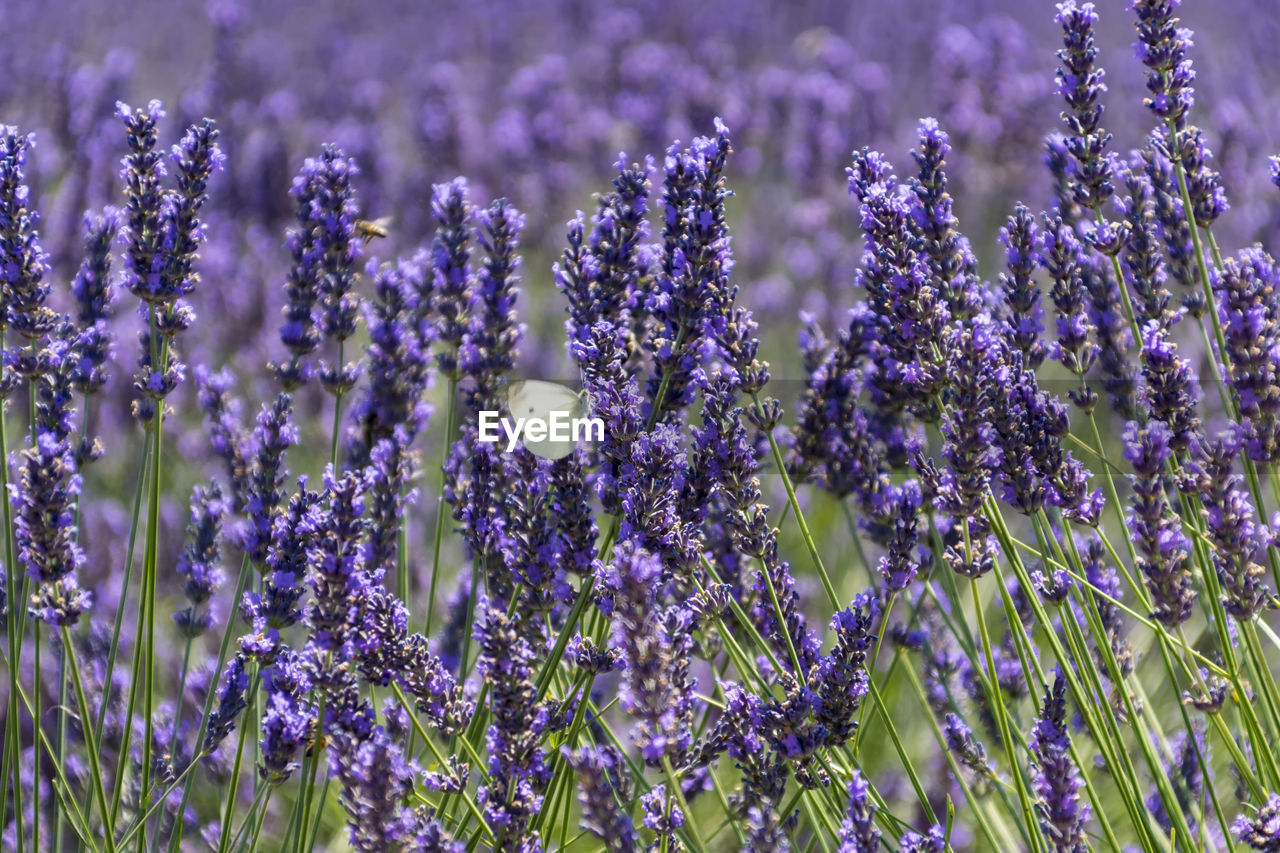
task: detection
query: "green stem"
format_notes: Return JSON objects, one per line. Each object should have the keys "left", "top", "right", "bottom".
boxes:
{"left": 168, "top": 554, "right": 253, "bottom": 853}
{"left": 63, "top": 626, "right": 117, "bottom": 853}
{"left": 424, "top": 375, "right": 457, "bottom": 638}
{"left": 2, "top": 330, "right": 25, "bottom": 853}
{"left": 215, "top": 671, "right": 259, "bottom": 853}
{"left": 330, "top": 340, "right": 345, "bottom": 469}
{"left": 969, "top": 578, "right": 1044, "bottom": 853}
{"left": 750, "top": 391, "right": 839, "bottom": 609}
{"left": 33, "top": 615, "right": 42, "bottom": 853}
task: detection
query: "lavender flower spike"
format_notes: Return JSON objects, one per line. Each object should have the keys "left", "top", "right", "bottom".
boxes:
{"left": 836, "top": 769, "right": 881, "bottom": 852}
{"left": 1235, "top": 793, "right": 1280, "bottom": 851}
{"left": 173, "top": 480, "right": 228, "bottom": 637}
{"left": 1055, "top": 1, "right": 1115, "bottom": 212}
{"left": 1123, "top": 420, "right": 1195, "bottom": 626}
{"left": 1031, "top": 672, "right": 1089, "bottom": 852}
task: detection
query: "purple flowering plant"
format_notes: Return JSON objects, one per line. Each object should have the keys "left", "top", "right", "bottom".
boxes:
{"left": 4, "top": 0, "right": 1280, "bottom": 850}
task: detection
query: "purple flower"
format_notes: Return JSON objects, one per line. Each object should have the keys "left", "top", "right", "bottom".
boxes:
{"left": 473, "top": 603, "right": 551, "bottom": 847}
{"left": 563, "top": 745, "right": 637, "bottom": 853}
{"left": 353, "top": 586, "right": 470, "bottom": 735}
{"left": 689, "top": 376, "right": 819, "bottom": 671}
{"left": 1031, "top": 673, "right": 1089, "bottom": 852}
{"left": 69, "top": 206, "right": 122, "bottom": 408}
{"left": 875, "top": 485, "right": 921, "bottom": 591}
{"left": 1147, "top": 726, "right": 1204, "bottom": 837}
{"left": 999, "top": 203, "right": 1044, "bottom": 370}
{"left": 558, "top": 155, "right": 652, "bottom": 349}
{"left": 572, "top": 320, "right": 643, "bottom": 513}
{"left": 1140, "top": 135, "right": 1200, "bottom": 314}
{"left": 501, "top": 449, "right": 564, "bottom": 611}
{"left": 836, "top": 769, "right": 881, "bottom": 852}
{"left": 936, "top": 315, "right": 1001, "bottom": 525}
{"left": 1139, "top": 320, "right": 1200, "bottom": 453}
{"left": 276, "top": 145, "right": 361, "bottom": 389}
{"left": 304, "top": 466, "right": 370, "bottom": 652}
{"left": 1213, "top": 249, "right": 1280, "bottom": 463}
{"left": 910, "top": 117, "right": 982, "bottom": 322}
{"left": 702, "top": 683, "right": 789, "bottom": 833}
{"left": 1045, "top": 134, "right": 1084, "bottom": 225}
{"left": 899, "top": 825, "right": 946, "bottom": 852}
{"left": 1130, "top": 0, "right": 1196, "bottom": 128}
{"left": 1040, "top": 214, "right": 1099, "bottom": 411}
{"left": 640, "top": 784, "right": 684, "bottom": 836}
{"left": 1186, "top": 434, "right": 1271, "bottom": 620}
{"left": 258, "top": 649, "right": 315, "bottom": 786}
{"left": 1120, "top": 171, "right": 1175, "bottom": 331}
{"left": 601, "top": 541, "right": 696, "bottom": 764}
{"left": 330, "top": 725, "right": 455, "bottom": 853}
{"left": 1078, "top": 535, "right": 1134, "bottom": 679}
{"left": 618, "top": 424, "right": 696, "bottom": 580}
{"left": 1082, "top": 258, "right": 1139, "bottom": 420}
{"left": 1055, "top": 2, "right": 1115, "bottom": 211}
{"left": 241, "top": 393, "right": 298, "bottom": 565}
{"left": 1124, "top": 421, "right": 1195, "bottom": 626}
{"left": 347, "top": 257, "right": 432, "bottom": 468}
{"left": 0, "top": 128, "right": 54, "bottom": 383}
{"left": 944, "top": 712, "right": 992, "bottom": 777}
{"left": 173, "top": 481, "right": 228, "bottom": 637}
{"left": 11, "top": 328, "right": 92, "bottom": 627}
{"left": 460, "top": 198, "right": 524, "bottom": 413}
{"left": 430, "top": 177, "right": 473, "bottom": 378}
{"left": 120, "top": 105, "right": 221, "bottom": 419}
{"left": 848, "top": 147, "right": 947, "bottom": 419}
{"left": 204, "top": 652, "right": 249, "bottom": 753}
{"left": 550, "top": 454, "right": 598, "bottom": 583}
{"left": 196, "top": 365, "right": 253, "bottom": 512}
{"left": 789, "top": 306, "right": 892, "bottom": 513}
{"left": 290, "top": 145, "right": 362, "bottom": 376}
{"left": 644, "top": 120, "right": 734, "bottom": 422}
{"left": 807, "top": 592, "right": 876, "bottom": 746}
{"left": 1235, "top": 793, "right": 1280, "bottom": 851}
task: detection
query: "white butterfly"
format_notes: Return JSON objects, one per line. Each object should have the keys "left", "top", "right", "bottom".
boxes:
{"left": 505, "top": 379, "right": 593, "bottom": 460}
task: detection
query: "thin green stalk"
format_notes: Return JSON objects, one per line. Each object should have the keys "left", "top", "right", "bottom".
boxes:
{"left": 303, "top": 773, "right": 332, "bottom": 853}
{"left": 241, "top": 788, "right": 275, "bottom": 853}
{"left": 532, "top": 520, "right": 617, "bottom": 699}
{"left": 2, "top": 331, "right": 25, "bottom": 853}
{"left": 94, "top": 441, "right": 150, "bottom": 742}
{"left": 164, "top": 633, "right": 195, "bottom": 778}
{"left": 33, "top": 617, "right": 42, "bottom": 853}
{"left": 11, "top": 678, "right": 99, "bottom": 853}
{"left": 168, "top": 554, "right": 253, "bottom": 853}
{"left": 982, "top": 503, "right": 1166, "bottom": 851}
{"left": 329, "top": 340, "right": 345, "bottom": 468}
{"left": 757, "top": 554, "right": 804, "bottom": 675}
{"left": 969, "top": 578, "right": 1044, "bottom": 853}
{"left": 660, "top": 755, "right": 707, "bottom": 852}
{"left": 63, "top": 625, "right": 118, "bottom": 853}
{"left": 900, "top": 658, "right": 1026, "bottom": 853}
{"left": 115, "top": 751, "right": 205, "bottom": 849}
{"left": 224, "top": 783, "right": 269, "bottom": 853}
{"left": 215, "top": 671, "right": 259, "bottom": 853}
{"left": 750, "top": 391, "right": 839, "bottom": 609}
{"left": 865, "top": 677, "right": 938, "bottom": 826}
{"left": 850, "top": 589, "right": 898, "bottom": 751}
{"left": 55, "top": 643, "right": 68, "bottom": 853}
{"left": 121, "top": 388, "right": 164, "bottom": 828}
{"left": 424, "top": 375, "right": 457, "bottom": 638}
{"left": 292, "top": 691, "right": 327, "bottom": 853}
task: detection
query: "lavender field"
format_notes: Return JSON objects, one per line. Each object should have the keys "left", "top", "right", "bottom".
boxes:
{"left": 4, "top": 0, "right": 1280, "bottom": 850}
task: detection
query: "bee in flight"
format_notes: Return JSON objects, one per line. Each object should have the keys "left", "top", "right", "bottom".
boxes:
{"left": 354, "top": 216, "right": 392, "bottom": 243}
